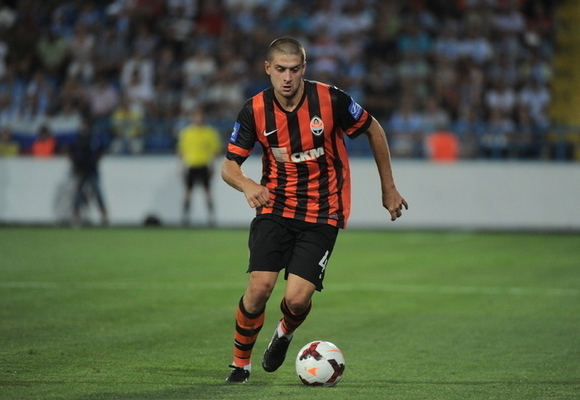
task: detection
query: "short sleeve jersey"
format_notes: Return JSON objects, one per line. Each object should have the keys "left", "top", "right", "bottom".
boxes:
{"left": 226, "top": 80, "right": 372, "bottom": 228}
{"left": 178, "top": 124, "right": 222, "bottom": 168}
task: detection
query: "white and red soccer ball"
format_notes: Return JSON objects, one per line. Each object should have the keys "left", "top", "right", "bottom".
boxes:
{"left": 295, "top": 340, "right": 345, "bottom": 387}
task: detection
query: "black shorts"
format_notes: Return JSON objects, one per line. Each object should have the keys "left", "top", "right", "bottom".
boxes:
{"left": 185, "top": 166, "right": 210, "bottom": 189}
{"left": 247, "top": 214, "right": 339, "bottom": 291}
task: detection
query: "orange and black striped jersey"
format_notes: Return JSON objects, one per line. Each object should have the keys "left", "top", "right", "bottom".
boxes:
{"left": 226, "top": 80, "right": 372, "bottom": 228}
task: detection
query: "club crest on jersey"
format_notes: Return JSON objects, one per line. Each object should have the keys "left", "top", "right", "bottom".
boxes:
{"left": 349, "top": 99, "right": 363, "bottom": 120}
{"left": 310, "top": 115, "right": 324, "bottom": 136}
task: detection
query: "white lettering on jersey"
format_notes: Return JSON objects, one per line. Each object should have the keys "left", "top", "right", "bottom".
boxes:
{"left": 290, "top": 147, "right": 325, "bottom": 162}
{"left": 272, "top": 147, "right": 290, "bottom": 162}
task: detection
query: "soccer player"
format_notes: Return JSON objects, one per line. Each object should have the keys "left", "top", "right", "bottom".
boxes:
{"left": 222, "top": 37, "right": 407, "bottom": 383}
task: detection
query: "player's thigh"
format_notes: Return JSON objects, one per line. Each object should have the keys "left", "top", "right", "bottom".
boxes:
{"left": 184, "top": 167, "right": 195, "bottom": 189}
{"left": 286, "top": 223, "right": 339, "bottom": 291}
{"left": 247, "top": 215, "right": 294, "bottom": 273}
{"left": 199, "top": 166, "right": 211, "bottom": 190}
{"left": 284, "top": 273, "right": 317, "bottom": 310}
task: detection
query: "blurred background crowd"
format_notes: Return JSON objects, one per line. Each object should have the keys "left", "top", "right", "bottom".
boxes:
{"left": 0, "top": 0, "right": 564, "bottom": 160}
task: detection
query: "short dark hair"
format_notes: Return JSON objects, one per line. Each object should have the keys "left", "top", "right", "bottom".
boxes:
{"left": 267, "top": 37, "right": 306, "bottom": 63}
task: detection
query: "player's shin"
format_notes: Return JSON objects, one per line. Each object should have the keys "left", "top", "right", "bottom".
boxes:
{"left": 232, "top": 296, "right": 265, "bottom": 367}
{"left": 278, "top": 297, "right": 311, "bottom": 337}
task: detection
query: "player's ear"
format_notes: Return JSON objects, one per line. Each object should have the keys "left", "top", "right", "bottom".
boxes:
{"left": 264, "top": 61, "right": 271, "bottom": 76}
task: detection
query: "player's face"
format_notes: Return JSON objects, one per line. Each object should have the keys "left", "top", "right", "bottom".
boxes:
{"left": 265, "top": 53, "right": 306, "bottom": 101}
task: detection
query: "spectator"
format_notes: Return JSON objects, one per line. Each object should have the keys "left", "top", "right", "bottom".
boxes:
{"left": 58, "top": 76, "right": 87, "bottom": 112}
{"left": 388, "top": 98, "right": 424, "bottom": 158}
{"left": 86, "top": 75, "right": 120, "bottom": 120}
{"left": 492, "top": 1, "right": 527, "bottom": 35}
{"left": 434, "top": 22, "right": 462, "bottom": 62}
{"left": 11, "top": 93, "right": 47, "bottom": 147}
{"left": 518, "top": 50, "right": 552, "bottom": 85}
{"left": 459, "top": 25, "right": 494, "bottom": 66}
{"left": 166, "top": 0, "right": 197, "bottom": 18}
{"left": 420, "top": 97, "right": 451, "bottom": 136}
{"left": 487, "top": 52, "right": 520, "bottom": 88}
{"left": 25, "top": 69, "right": 55, "bottom": 115}
{"left": 155, "top": 46, "right": 182, "bottom": 90}
{"left": 120, "top": 51, "right": 155, "bottom": 92}
{"left": 452, "top": 106, "right": 487, "bottom": 158}
{"left": 363, "top": 57, "right": 398, "bottom": 121}
{"left": 31, "top": 125, "right": 57, "bottom": 157}
{"left": 123, "top": 67, "right": 155, "bottom": 115}
{"left": 455, "top": 58, "right": 485, "bottom": 116}
{"left": 310, "top": 0, "right": 341, "bottom": 39}
{"left": 182, "top": 47, "right": 217, "bottom": 89}
{"left": 0, "top": 1, "right": 16, "bottom": 31}
{"left": 179, "top": 84, "right": 202, "bottom": 116}
{"left": 159, "top": 3, "right": 196, "bottom": 53}
{"left": 368, "top": 1, "right": 402, "bottom": 59}
{"left": 93, "top": 25, "right": 129, "bottom": 79}
{"left": 205, "top": 68, "right": 245, "bottom": 119}
{"left": 0, "top": 66, "right": 25, "bottom": 113}
{"left": 518, "top": 77, "right": 551, "bottom": 130}
{"left": 110, "top": 96, "right": 145, "bottom": 154}
{"left": 132, "top": 22, "right": 160, "bottom": 58}
{"left": 67, "top": 23, "right": 96, "bottom": 83}
{"left": 480, "top": 108, "right": 515, "bottom": 159}
{"left": 50, "top": 4, "right": 77, "bottom": 40}
{"left": 485, "top": 79, "right": 517, "bottom": 117}
{"left": 425, "top": 129, "right": 459, "bottom": 162}
{"left": 76, "top": 2, "right": 105, "bottom": 30}
{"left": 396, "top": 21, "right": 433, "bottom": 57}
{"left": 195, "top": 1, "right": 225, "bottom": 37}
{"left": 0, "top": 126, "right": 18, "bottom": 155}
{"left": 433, "top": 55, "right": 459, "bottom": 115}
{"left": 0, "top": 92, "right": 16, "bottom": 127}
{"left": 153, "top": 76, "right": 181, "bottom": 119}
{"left": 277, "top": 5, "right": 310, "bottom": 35}
{"left": 36, "top": 30, "right": 69, "bottom": 82}
{"left": 336, "top": 1, "right": 375, "bottom": 37}
{"left": 397, "top": 49, "right": 432, "bottom": 102}
{"left": 47, "top": 100, "right": 83, "bottom": 146}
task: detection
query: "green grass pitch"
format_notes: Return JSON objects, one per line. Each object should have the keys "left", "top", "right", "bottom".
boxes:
{"left": 1, "top": 227, "right": 579, "bottom": 399}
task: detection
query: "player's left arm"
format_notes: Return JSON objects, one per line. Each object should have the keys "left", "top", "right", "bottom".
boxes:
{"left": 364, "top": 117, "right": 408, "bottom": 221}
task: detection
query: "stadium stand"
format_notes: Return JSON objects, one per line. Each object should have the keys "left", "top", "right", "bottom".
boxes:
{"left": 0, "top": 0, "right": 568, "bottom": 160}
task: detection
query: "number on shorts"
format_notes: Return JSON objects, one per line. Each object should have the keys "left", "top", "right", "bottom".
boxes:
{"left": 318, "top": 250, "right": 329, "bottom": 279}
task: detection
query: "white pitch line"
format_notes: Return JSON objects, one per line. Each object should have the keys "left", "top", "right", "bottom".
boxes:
{"left": 0, "top": 281, "right": 246, "bottom": 290}
{"left": 0, "top": 281, "right": 578, "bottom": 297}
{"left": 330, "top": 283, "right": 580, "bottom": 297}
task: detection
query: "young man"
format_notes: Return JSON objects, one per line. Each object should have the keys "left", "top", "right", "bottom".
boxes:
{"left": 177, "top": 106, "right": 222, "bottom": 226}
{"left": 222, "top": 37, "right": 407, "bottom": 383}
{"left": 68, "top": 122, "right": 109, "bottom": 226}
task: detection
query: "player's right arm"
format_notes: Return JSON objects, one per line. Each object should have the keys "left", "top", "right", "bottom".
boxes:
{"left": 222, "top": 101, "right": 272, "bottom": 209}
{"left": 221, "top": 159, "right": 271, "bottom": 209}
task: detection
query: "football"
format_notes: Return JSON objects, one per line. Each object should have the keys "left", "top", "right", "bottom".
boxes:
{"left": 295, "top": 340, "right": 345, "bottom": 387}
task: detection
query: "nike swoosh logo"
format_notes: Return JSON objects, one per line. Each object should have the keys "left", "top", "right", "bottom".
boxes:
{"left": 263, "top": 129, "right": 278, "bottom": 136}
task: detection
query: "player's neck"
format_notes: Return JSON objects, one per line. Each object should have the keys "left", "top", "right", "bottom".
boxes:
{"left": 274, "top": 81, "right": 305, "bottom": 112}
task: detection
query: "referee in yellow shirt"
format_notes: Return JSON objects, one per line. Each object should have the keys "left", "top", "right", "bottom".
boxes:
{"left": 177, "top": 106, "right": 222, "bottom": 226}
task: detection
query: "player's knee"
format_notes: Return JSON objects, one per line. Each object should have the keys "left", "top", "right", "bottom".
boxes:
{"left": 244, "top": 284, "right": 274, "bottom": 312}
{"left": 283, "top": 296, "right": 311, "bottom": 315}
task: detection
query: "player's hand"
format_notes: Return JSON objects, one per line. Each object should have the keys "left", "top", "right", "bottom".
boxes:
{"left": 383, "top": 190, "right": 408, "bottom": 221}
{"left": 243, "top": 182, "right": 271, "bottom": 209}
